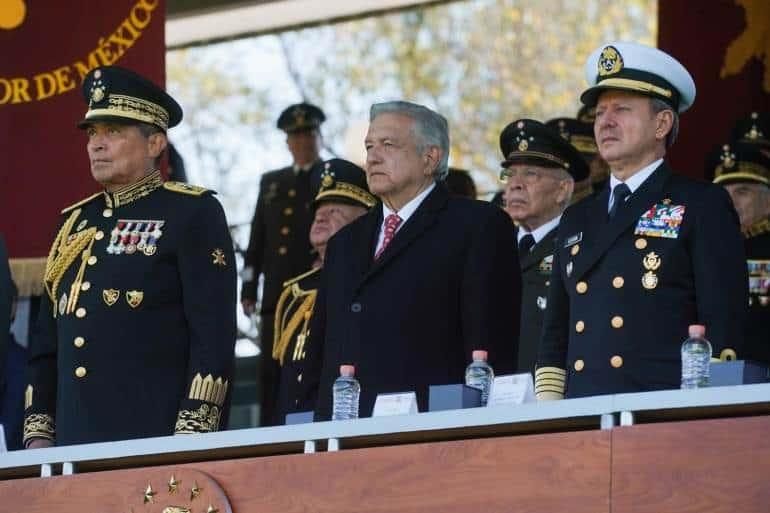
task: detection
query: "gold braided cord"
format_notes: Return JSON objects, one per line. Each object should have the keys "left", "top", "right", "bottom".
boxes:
{"left": 273, "top": 284, "right": 317, "bottom": 365}
{"left": 44, "top": 210, "right": 89, "bottom": 305}
{"left": 66, "top": 235, "right": 97, "bottom": 315}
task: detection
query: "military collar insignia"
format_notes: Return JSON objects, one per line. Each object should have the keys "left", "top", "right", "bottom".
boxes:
{"left": 104, "top": 170, "right": 163, "bottom": 208}
{"left": 635, "top": 201, "right": 686, "bottom": 239}
{"left": 563, "top": 232, "right": 583, "bottom": 248}
{"left": 598, "top": 45, "right": 623, "bottom": 76}
{"left": 743, "top": 217, "right": 770, "bottom": 239}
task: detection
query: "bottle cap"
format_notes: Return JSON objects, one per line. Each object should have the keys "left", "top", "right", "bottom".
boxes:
{"left": 688, "top": 325, "right": 706, "bottom": 338}
{"left": 339, "top": 364, "right": 355, "bottom": 377}
{"left": 472, "top": 350, "right": 488, "bottom": 361}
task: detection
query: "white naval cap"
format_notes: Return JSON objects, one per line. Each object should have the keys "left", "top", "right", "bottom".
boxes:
{"left": 580, "top": 41, "right": 696, "bottom": 113}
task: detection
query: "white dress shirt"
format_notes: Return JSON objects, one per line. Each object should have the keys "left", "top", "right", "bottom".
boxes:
{"left": 607, "top": 158, "right": 663, "bottom": 212}
{"left": 517, "top": 215, "right": 562, "bottom": 247}
{"left": 375, "top": 182, "right": 436, "bottom": 255}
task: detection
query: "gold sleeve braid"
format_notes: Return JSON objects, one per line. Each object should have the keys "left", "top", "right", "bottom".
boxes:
{"left": 174, "top": 374, "right": 229, "bottom": 434}
{"left": 535, "top": 366, "right": 566, "bottom": 400}
{"left": 23, "top": 414, "right": 55, "bottom": 445}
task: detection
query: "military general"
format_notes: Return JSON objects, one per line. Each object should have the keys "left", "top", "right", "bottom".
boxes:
{"left": 536, "top": 42, "right": 747, "bottom": 399}
{"left": 241, "top": 103, "right": 325, "bottom": 426}
{"left": 24, "top": 66, "right": 237, "bottom": 447}
{"left": 500, "top": 119, "right": 588, "bottom": 375}
{"left": 273, "top": 159, "right": 375, "bottom": 423}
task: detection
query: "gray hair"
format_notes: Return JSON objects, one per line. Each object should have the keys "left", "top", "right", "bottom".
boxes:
{"left": 649, "top": 98, "right": 679, "bottom": 149}
{"left": 370, "top": 101, "right": 450, "bottom": 180}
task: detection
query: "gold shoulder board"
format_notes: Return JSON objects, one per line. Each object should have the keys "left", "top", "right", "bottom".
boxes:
{"left": 282, "top": 266, "right": 321, "bottom": 288}
{"left": 163, "top": 182, "right": 212, "bottom": 196}
{"left": 61, "top": 192, "right": 102, "bottom": 214}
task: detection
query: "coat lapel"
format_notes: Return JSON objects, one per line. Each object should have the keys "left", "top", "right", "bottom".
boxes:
{"left": 350, "top": 206, "right": 382, "bottom": 283}
{"left": 572, "top": 163, "right": 671, "bottom": 281}
{"left": 359, "top": 184, "right": 447, "bottom": 285}
{"left": 520, "top": 227, "right": 557, "bottom": 271}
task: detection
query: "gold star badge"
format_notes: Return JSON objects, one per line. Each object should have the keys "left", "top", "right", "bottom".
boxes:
{"left": 168, "top": 474, "right": 181, "bottom": 494}
{"left": 212, "top": 248, "right": 226, "bottom": 266}
{"left": 206, "top": 505, "right": 219, "bottom": 513}
{"left": 190, "top": 482, "right": 202, "bottom": 501}
{"left": 144, "top": 484, "right": 156, "bottom": 504}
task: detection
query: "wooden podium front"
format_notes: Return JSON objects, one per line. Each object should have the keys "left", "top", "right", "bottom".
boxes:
{"left": 1, "top": 385, "right": 769, "bottom": 513}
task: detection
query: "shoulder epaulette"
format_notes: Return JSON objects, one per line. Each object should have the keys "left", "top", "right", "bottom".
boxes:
{"left": 61, "top": 192, "right": 102, "bottom": 214}
{"left": 163, "top": 182, "right": 213, "bottom": 196}
{"left": 282, "top": 266, "right": 321, "bottom": 288}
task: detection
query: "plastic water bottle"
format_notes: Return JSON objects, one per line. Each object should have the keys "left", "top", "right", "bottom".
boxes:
{"left": 681, "top": 324, "right": 712, "bottom": 389}
{"left": 465, "top": 350, "right": 495, "bottom": 406}
{"left": 332, "top": 364, "right": 360, "bottom": 420}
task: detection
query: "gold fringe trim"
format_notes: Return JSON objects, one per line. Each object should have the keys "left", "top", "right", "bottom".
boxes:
{"left": 9, "top": 258, "right": 47, "bottom": 297}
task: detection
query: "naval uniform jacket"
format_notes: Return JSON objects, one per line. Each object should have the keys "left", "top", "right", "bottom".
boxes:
{"left": 241, "top": 164, "right": 320, "bottom": 315}
{"left": 273, "top": 267, "right": 322, "bottom": 423}
{"left": 743, "top": 218, "right": 770, "bottom": 366}
{"left": 24, "top": 173, "right": 237, "bottom": 446}
{"left": 537, "top": 163, "right": 747, "bottom": 398}
{"left": 517, "top": 227, "right": 558, "bottom": 375}
{"left": 313, "top": 184, "right": 521, "bottom": 420}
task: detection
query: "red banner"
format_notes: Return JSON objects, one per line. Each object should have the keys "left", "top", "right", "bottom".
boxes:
{"left": 0, "top": 0, "right": 165, "bottom": 293}
{"left": 658, "top": 0, "right": 770, "bottom": 177}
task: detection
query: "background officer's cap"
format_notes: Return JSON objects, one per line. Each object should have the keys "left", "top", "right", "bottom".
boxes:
{"left": 78, "top": 66, "right": 183, "bottom": 131}
{"left": 546, "top": 117, "right": 598, "bottom": 158}
{"left": 731, "top": 112, "right": 769, "bottom": 150}
{"left": 313, "top": 158, "right": 375, "bottom": 209}
{"left": 499, "top": 119, "right": 590, "bottom": 182}
{"left": 709, "top": 141, "right": 770, "bottom": 187}
{"left": 581, "top": 41, "right": 696, "bottom": 113}
{"left": 277, "top": 103, "right": 326, "bottom": 133}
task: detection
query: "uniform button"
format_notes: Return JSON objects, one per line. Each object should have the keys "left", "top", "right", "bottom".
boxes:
{"left": 288, "top": 189, "right": 296, "bottom": 197}
{"left": 297, "top": 373, "right": 303, "bottom": 383}
{"left": 281, "top": 226, "right": 290, "bottom": 236}
{"left": 611, "top": 316, "right": 624, "bottom": 328}
{"left": 612, "top": 276, "right": 624, "bottom": 288}
{"left": 94, "top": 230, "right": 104, "bottom": 241}
{"left": 545, "top": 280, "right": 550, "bottom": 287}
{"left": 610, "top": 355, "right": 624, "bottom": 368}
{"left": 76, "top": 307, "right": 87, "bottom": 318}
{"left": 87, "top": 256, "right": 98, "bottom": 265}
{"left": 570, "top": 244, "right": 580, "bottom": 256}
{"left": 295, "top": 399, "right": 299, "bottom": 406}
{"left": 81, "top": 281, "right": 91, "bottom": 291}
{"left": 574, "top": 359, "right": 585, "bottom": 371}
{"left": 351, "top": 302, "right": 362, "bottom": 313}
{"left": 284, "top": 207, "right": 293, "bottom": 216}
{"left": 575, "top": 320, "right": 585, "bottom": 333}
{"left": 103, "top": 208, "right": 113, "bottom": 218}
{"left": 576, "top": 281, "right": 588, "bottom": 294}
{"left": 635, "top": 238, "right": 647, "bottom": 250}
{"left": 74, "top": 337, "right": 85, "bottom": 348}
{"left": 278, "top": 246, "right": 287, "bottom": 255}
{"left": 75, "top": 366, "right": 87, "bottom": 378}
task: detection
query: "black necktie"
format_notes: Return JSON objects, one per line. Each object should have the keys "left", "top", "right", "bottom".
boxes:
{"left": 608, "top": 183, "right": 631, "bottom": 220}
{"left": 518, "top": 234, "right": 535, "bottom": 254}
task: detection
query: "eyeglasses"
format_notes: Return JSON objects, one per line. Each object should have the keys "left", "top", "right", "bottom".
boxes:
{"left": 499, "top": 167, "right": 559, "bottom": 184}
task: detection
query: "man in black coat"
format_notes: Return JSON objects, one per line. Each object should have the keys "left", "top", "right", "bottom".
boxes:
{"left": 241, "top": 103, "right": 325, "bottom": 426}
{"left": 499, "top": 119, "right": 589, "bottom": 375}
{"left": 710, "top": 141, "right": 770, "bottom": 366}
{"left": 536, "top": 42, "right": 747, "bottom": 399}
{"left": 313, "top": 101, "right": 520, "bottom": 419}
{"left": 273, "top": 159, "right": 375, "bottom": 423}
{"left": 24, "top": 66, "right": 236, "bottom": 447}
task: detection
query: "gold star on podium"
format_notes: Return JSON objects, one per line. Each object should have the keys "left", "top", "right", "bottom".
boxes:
{"left": 168, "top": 474, "right": 181, "bottom": 494}
{"left": 144, "top": 484, "right": 156, "bottom": 504}
{"left": 190, "top": 482, "right": 202, "bottom": 501}
{"left": 206, "top": 505, "right": 219, "bottom": 513}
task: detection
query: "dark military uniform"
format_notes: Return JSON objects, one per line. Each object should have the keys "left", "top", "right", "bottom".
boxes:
{"left": 241, "top": 103, "right": 325, "bottom": 426}
{"left": 23, "top": 66, "right": 236, "bottom": 446}
{"left": 499, "top": 119, "right": 589, "bottom": 375}
{"left": 536, "top": 43, "right": 747, "bottom": 399}
{"left": 272, "top": 159, "right": 375, "bottom": 424}
{"left": 711, "top": 140, "right": 770, "bottom": 367}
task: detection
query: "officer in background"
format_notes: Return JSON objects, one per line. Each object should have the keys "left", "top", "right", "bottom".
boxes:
{"left": 537, "top": 42, "right": 747, "bottom": 400}
{"left": 546, "top": 116, "right": 599, "bottom": 203}
{"left": 577, "top": 105, "right": 611, "bottom": 191}
{"left": 710, "top": 141, "right": 770, "bottom": 366}
{"left": 241, "top": 102, "right": 325, "bottom": 426}
{"left": 732, "top": 111, "right": 769, "bottom": 153}
{"left": 273, "top": 159, "right": 375, "bottom": 423}
{"left": 24, "top": 66, "right": 236, "bottom": 447}
{"left": 499, "top": 119, "right": 588, "bottom": 375}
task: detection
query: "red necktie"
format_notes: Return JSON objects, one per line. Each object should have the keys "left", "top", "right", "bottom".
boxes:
{"left": 375, "top": 214, "right": 403, "bottom": 260}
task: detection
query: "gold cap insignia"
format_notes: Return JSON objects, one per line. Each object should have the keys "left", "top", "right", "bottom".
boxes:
{"left": 598, "top": 45, "right": 623, "bottom": 76}
{"left": 518, "top": 139, "right": 529, "bottom": 151}
{"left": 321, "top": 162, "right": 335, "bottom": 189}
{"left": 721, "top": 144, "right": 736, "bottom": 169}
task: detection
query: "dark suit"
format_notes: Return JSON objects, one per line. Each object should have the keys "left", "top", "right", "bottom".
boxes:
{"left": 314, "top": 184, "right": 520, "bottom": 419}
{"left": 744, "top": 219, "right": 770, "bottom": 366}
{"left": 538, "top": 163, "right": 747, "bottom": 398}
{"left": 242, "top": 163, "right": 319, "bottom": 425}
{"left": 25, "top": 175, "right": 236, "bottom": 446}
{"left": 517, "top": 227, "right": 557, "bottom": 375}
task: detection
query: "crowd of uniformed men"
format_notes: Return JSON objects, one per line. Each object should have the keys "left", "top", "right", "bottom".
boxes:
{"left": 1, "top": 39, "right": 768, "bottom": 448}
